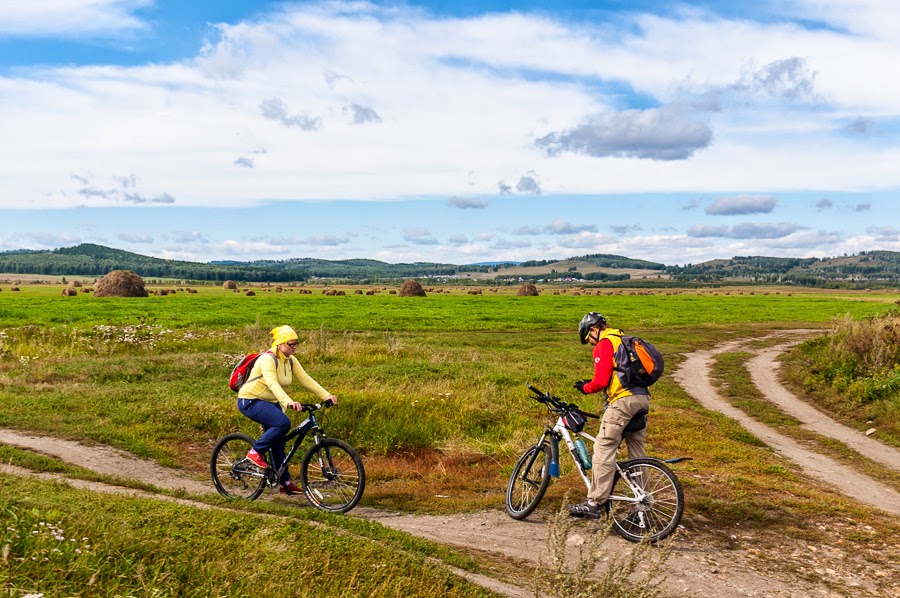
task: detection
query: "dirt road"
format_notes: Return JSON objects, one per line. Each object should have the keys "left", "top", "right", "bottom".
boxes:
{"left": 2, "top": 332, "right": 899, "bottom": 596}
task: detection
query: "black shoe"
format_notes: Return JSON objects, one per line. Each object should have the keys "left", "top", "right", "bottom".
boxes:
{"left": 568, "top": 500, "right": 604, "bottom": 519}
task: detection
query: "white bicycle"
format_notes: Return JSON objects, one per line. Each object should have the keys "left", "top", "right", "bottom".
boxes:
{"left": 505, "top": 384, "right": 688, "bottom": 542}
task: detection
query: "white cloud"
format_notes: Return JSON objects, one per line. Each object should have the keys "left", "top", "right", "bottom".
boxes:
{"left": 0, "top": 0, "right": 151, "bottom": 37}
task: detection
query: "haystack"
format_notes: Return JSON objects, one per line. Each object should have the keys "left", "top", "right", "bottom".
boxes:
{"left": 517, "top": 284, "right": 540, "bottom": 296}
{"left": 398, "top": 279, "right": 426, "bottom": 297}
{"left": 67, "top": 280, "right": 82, "bottom": 288}
{"left": 223, "top": 280, "right": 237, "bottom": 290}
{"left": 93, "top": 270, "right": 148, "bottom": 297}
{"left": 245, "top": 290, "right": 256, "bottom": 296}
{"left": 62, "top": 288, "right": 77, "bottom": 296}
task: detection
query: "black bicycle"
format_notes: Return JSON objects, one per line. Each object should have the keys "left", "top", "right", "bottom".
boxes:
{"left": 505, "top": 384, "right": 688, "bottom": 542}
{"left": 210, "top": 399, "right": 365, "bottom": 513}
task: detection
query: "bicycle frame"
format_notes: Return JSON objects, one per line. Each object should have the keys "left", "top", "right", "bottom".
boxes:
{"left": 540, "top": 415, "right": 654, "bottom": 509}
{"left": 263, "top": 410, "right": 326, "bottom": 487}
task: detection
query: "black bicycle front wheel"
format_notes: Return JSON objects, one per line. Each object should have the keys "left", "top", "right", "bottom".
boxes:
{"left": 608, "top": 458, "right": 684, "bottom": 543}
{"left": 300, "top": 438, "right": 365, "bottom": 513}
{"left": 210, "top": 432, "right": 267, "bottom": 500}
{"left": 505, "top": 443, "right": 551, "bottom": 520}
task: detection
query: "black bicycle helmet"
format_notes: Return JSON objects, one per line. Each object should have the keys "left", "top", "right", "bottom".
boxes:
{"left": 578, "top": 312, "right": 607, "bottom": 344}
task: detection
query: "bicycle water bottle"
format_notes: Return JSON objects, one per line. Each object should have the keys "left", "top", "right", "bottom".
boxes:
{"left": 574, "top": 438, "right": 592, "bottom": 470}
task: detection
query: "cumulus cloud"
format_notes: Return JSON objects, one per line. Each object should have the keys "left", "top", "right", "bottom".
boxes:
{"left": 259, "top": 98, "right": 321, "bottom": 131}
{"left": 734, "top": 57, "right": 820, "bottom": 103}
{"left": 688, "top": 222, "right": 805, "bottom": 239}
{"left": 27, "top": 232, "right": 80, "bottom": 247}
{"left": 448, "top": 197, "right": 487, "bottom": 209}
{"left": 846, "top": 117, "right": 879, "bottom": 135}
{"left": 867, "top": 226, "right": 899, "bottom": 241}
{"left": 166, "top": 230, "right": 208, "bottom": 244}
{"left": 497, "top": 182, "right": 512, "bottom": 195}
{"left": 854, "top": 202, "right": 871, "bottom": 212}
{"left": 512, "top": 219, "right": 598, "bottom": 236}
{"left": 815, "top": 198, "right": 834, "bottom": 211}
{"left": 402, "top": 227, "right": 438, "bottom": 245}
{"left": 535, "top": 107, "right": 712, "bottom": 161}
{"left": 234, "top": 157, "right": 254, "bottom": 168}
{"left": 323, "top": 70, "right": 351, "bottom": 89}
{"left": 516, "top": 174, "right": 542, "bottom": 195}
{"left": 118, "top": 233, "right": 153, "bottom": 243}
{"left": 546, "top": 219, "right": 596, "bottom": 234}
{"left": 493, "top": 238, "right": 536, "bottom": 249}
{"left": 611, "top": 224, "right": 642, "bottom": 235}
{"left": 706, "top": 195, "right": 777, "bottom": 216}
{"left": 342, "top": 104, "right": 382, "bottom": 124}
{"left": 307, "top": 234, "right": 349, "bottom": 246}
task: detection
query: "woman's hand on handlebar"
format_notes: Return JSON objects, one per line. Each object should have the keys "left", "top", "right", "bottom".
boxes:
{"left": 287, "top": 401, "right": 304, "bottom": 411}
{"left": 325, "top": 395, "right": 337, "bottom": 406}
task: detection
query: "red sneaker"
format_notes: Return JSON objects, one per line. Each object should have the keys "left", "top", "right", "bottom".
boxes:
{"left": 246, "top": 449, "right": 268, "bottom": 469}
{"left": 279, "top": 480, "right": 302, "bottom": 494}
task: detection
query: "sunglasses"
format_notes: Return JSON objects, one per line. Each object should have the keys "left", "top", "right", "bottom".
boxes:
{"left": 286, "top": 341, "right": 299, "bottom": 348}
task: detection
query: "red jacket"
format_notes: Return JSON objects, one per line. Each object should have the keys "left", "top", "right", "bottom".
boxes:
{"left": 581, "top": 337, "right": 614, "bottom": 395}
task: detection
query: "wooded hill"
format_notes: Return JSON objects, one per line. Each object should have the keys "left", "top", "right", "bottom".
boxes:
{"left": 2, "top": 243, "right": 900, "bottom": 288}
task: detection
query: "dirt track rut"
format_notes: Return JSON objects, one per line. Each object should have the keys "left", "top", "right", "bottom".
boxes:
{"left": 673, "top": 336, "right": 900, "bottom": 516}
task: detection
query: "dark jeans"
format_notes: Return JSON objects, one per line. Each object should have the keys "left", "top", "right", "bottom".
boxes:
{"left": 238, "top": 398, "right": 292, "bottom": 482}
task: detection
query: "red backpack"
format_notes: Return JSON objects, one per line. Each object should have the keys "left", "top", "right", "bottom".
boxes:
{"left": 229, "top": 351, "right": 276, "bottom": 392}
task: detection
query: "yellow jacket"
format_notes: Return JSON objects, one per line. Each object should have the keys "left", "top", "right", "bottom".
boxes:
{"left": 237, "top": 349, "right": 331, "bottom": 410}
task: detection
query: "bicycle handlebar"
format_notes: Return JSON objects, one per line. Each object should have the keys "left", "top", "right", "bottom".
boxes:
{"left": 300, "top": 398, "right": 336, "bottom": 413}
{"left": 525, "top": 383, "right": 599, "bottom": 418}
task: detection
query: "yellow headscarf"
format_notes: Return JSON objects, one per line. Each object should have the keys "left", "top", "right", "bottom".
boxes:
{"left": 270, "top": 325, "right": 299, "bottom": 350}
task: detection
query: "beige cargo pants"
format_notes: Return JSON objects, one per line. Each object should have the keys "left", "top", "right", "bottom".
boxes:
{"left": 587, "top": 393, "right": 650, "bottom": 504}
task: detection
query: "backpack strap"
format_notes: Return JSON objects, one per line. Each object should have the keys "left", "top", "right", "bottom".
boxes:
{"left": 244, "top": 351, "right": 277, "bottom": 387}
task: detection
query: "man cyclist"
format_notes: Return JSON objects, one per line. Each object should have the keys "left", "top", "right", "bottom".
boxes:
{"left": 568, "top": 312, "right": 650, "bottom": 518}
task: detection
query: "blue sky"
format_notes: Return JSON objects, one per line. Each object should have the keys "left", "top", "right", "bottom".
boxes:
{"left": 2, "top": 1, "right": 899, "bottom": 266}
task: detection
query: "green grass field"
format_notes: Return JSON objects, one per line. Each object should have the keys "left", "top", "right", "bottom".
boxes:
{"left": 2, "top": 283, "right": 899, "bottom": 595}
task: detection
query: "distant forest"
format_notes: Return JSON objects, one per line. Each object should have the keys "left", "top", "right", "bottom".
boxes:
{"left": 2, "top": 244, "right": 900, "bottom": 288}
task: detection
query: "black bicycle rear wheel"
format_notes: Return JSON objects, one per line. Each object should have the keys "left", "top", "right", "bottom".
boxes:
{"left": 505, "top": 443, "right": 551, "bottom": 520}
{"left": 300, "top": 438, "right": 365, "bottom": 513}
{"left": 210, "top": 432, "right": 267, "bottom": 500}
{"left": 607, "top": 458, "right": 684, "bottom": 542}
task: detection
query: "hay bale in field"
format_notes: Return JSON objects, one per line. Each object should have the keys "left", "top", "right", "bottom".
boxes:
{"left": 154, "top": 289, "right": 168, "bottom": 296}
{"left": 10, "top": 287, "right": 20, "bottom": 291}
{"left": 186, "top": 288, "right": 198, "bottom": 294}
{"left": 365, "top": 290, "right": 376, "bottom": 295}
{"left": 81, "top": 288, "right": 92, "bottom": 293}
{"left": 62, "top": 288, "right": 77, "bottom": 296}
{"left": 67, "top": 280, "right": 82, "bottom": 288}
{"left": 93, "top": 270, "right": 148, "bottom": 297}
{"left": 389, "top": 290, "right": 397, "bottom": 294}
{"left": 517, "top": 284, "right": 540, "bottom": 296}
{"left": 245, "top": 290, "right": 256, "bottom": 296}
{"left": 336, "top": 290, "right": 346, "bottom": 296}
{"left": 398, "top": 280, "right": 426, "bottom": 297}
{"left": 324, "top": 289, "right": 336, "bottom": 296}
{"left": 222, "top": 280, "right": 237, "bottom": 290}
{"left": 354, "top": 289, "right": 363, "bottom": 295}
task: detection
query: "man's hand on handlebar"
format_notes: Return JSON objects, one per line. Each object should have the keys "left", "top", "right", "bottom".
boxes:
{"left": 573, "top": 380, "right": 590, "bottom": 394}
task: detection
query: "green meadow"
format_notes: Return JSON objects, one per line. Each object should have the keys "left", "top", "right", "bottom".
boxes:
{"left": 2, "top": 284, "right": 899, "bottom": 595}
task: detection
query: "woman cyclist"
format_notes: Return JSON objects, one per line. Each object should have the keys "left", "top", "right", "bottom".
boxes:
{"left": 237, "top": 325, "right": 337, "bottom": 494}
